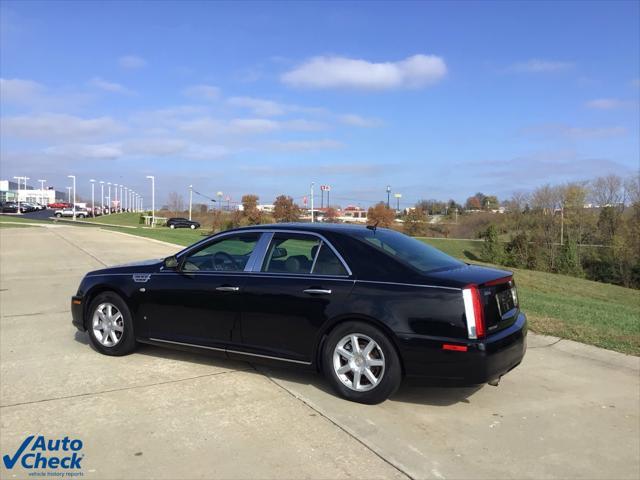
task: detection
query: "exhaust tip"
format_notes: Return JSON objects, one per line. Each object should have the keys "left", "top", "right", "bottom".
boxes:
{"left": 487, "top": 377, "right": 500, "bottom": 387}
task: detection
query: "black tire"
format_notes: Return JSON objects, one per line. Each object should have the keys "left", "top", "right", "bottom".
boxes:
{"left": 86, "top": 292, "right": 137, "bottom": 356}
{"left": 55, "top": 213, "right": 62, "bottom": 217}
{"left": 322, "top": 321, "right": 401, "bottom": 404}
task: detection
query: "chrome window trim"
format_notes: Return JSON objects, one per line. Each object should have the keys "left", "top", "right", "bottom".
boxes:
{"left": 153, "top": 271, "right": 356, "bottom": 282}
{"left": 355, "top": 279, "right": 461, "bottom": 291}
{"left": 310, "top": 240, "right": 322, "bottom": 274}
{"left": 177, "top": 229, "right": 351, "bottom": 277}
{"left": 149, "top": 337, "right": 311, "bottom": 365}
{"left": 244, "top": 232, "right": 273, "bottom": 272}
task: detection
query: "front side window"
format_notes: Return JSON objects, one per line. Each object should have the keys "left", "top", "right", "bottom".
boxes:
{"left": 262, "top": 233, "right": 348, "bottom": 276}
{"left": 182, "top": 233, "right": 260, "bottom": 272}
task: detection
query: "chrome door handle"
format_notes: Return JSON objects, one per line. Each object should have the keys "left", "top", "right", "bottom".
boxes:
{"left": 303, "top": 288, "right": 332, "bottom": 295}
{"left": 216, "top": 286, "right": 240, "bottom": 292}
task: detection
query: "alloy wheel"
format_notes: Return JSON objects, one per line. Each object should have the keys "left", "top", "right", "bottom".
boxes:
{"left": 92, "top": 302, "right": 124, "bottom": 347}
{"left": 333, "top": 333, "right": 385, "bottom": 391}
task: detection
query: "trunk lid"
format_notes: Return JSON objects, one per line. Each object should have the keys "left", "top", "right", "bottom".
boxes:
{"left": 424, "top": 264, "right": 520, "bottom": 336}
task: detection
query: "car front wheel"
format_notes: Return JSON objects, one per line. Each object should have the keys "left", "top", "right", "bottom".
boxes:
{"left": 169, "top": 224, "right": 175, "bottom": 229}
{"left": 190, "top": 224, "right": 196, "bottom": 229}
{"left": 55, "top": 213, "right": 62, "bottom": 217}
{"left": 86, "top": 292, "right": 137, "bottom": 356}
{"left": 322, "top": 321, "right": 401, "bottom": 404}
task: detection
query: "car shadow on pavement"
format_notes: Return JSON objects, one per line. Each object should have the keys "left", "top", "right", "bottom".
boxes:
{"left": 73, "top": 331, "right": 483, "bottom": 406}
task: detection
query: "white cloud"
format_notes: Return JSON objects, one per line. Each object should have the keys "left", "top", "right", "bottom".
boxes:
{"left": 123, "top": 138, "right": 189, "bottom": 156}
{"left": 522, "top": 123, "right": 628, "bottom": 140}
{"left": 43, "top": 143, "right": 123, "bottom": 159}
{"left": 585, "top": 98, "right": 628, "bottom": 110}
{"left": 228, "top": 118, "right": 280, "bottom": 134}
{"left": 1, "top": 113, "right": 124, "bottom": 142}
{"left": 182, "top": 84, "right": 221, "bottom": 101}
{"left": 281, "top": 54, "right": 447, "bottom": 90}
{"left": 339, "top": 114, "right": 382, "bottom": 127}
{"left": 228, "top": 96, "right": 286, "bottom": 116}
{"left": 507, "top": 59, "right": 574, "bottom": 73}
{"left": 0, "top": 78, "right": 45, "bottom": 103}
{"left": 282, "top": 119, "right": 328, "bottom": 131}
{"left": 89, "top": 77, "right": 133, "bottom": 94}
{"left": 118, "top": 55, "right": 147, "bottom": 69}
{"left": 268, "top": 139, "right": 343, "bottom": 152}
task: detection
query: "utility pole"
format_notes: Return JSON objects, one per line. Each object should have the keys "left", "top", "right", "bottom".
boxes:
{"left": 146, "top": 176, "right": 155, "bottom": 227}
{"left": 189, "top": 185, "right": 193, "bottom": 221}
{"left": 560, "top": 206, "right": 564, "bottom": 246}
{"left": 90, "top": 179, "right": 96, "bottom": 217}
{"left": 310, "top": 182, "right": 315, "bottom": 223}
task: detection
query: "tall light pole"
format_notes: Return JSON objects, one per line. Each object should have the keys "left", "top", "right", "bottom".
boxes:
{"left": 386, "top": 185, "right": 391, "bottom": 209}
{"left": 68, "top": 175, "right": 76, "bottom": 220}
{"left": 90, "top": 179, "right": 96, "bottom": 217}
{"left": 124, "top": 186, "right": 128, "bottom": 212}
{"left": 113, "top": 184, "right": 118, "bottom": 213}
{"left": 120, "top": 184, "right": 124, "bottom": 213}
{"left": 217, "top": 191, "right": 223, "bottom": 210}
{"left": 99, "top": 181, "right": 104, "bottom": 214}
{"left": 394, "top": 193, "right": 402, "bottom": 212}
{"left": 38, "top": 179, "right": 46, "bottom": 206}
{"left": 189, "top": 185, "right": 193, "bottom": 221}
{"left": 66, "top": 186, "right": 72, "bottom": 203}
{"left": 107, "top": 182, "right": 112, "bottom": 214}
{"left": 13, "top": 176, "right": 24, "bottom": 214}
{"left": 310, "top": 182, "right": 315, "bottom": 223}
{"left": 146, "top": 175, "right": 155, "bottom": 227}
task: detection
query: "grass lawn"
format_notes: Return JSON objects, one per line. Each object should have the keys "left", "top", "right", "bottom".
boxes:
{"left": 83, "top": 212, "right": 145, "bottom": 227}
{"left": 58, "top": 224, "right": 640, "bottom": 355}
{"left": 0, "top": 215, "right": 47, "bottom": 227}
{"left": 417, "top": 237, "right": 640, "bottom": 356}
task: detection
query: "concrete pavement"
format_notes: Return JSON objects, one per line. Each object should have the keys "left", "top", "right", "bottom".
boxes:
{"left": 1, "top": 226, "right": 638, "bottom": 479}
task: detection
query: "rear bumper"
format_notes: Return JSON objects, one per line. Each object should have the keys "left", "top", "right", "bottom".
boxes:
{"left": 71, "top": 295, "right": 85, "bottom": 331}
{"left": 398, "top": 312, "right": 527, "bottom": 384}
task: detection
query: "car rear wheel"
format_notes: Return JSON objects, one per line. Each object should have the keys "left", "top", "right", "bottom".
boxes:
{"left": 169, "top": 224, "right": 175, "bottom": 229}
{"left": 322, "top": 321, "right": 401, "bottom": 404}
{"left": 87, "top": 292, "right": 137, "bottom": 356}
{"left": 55, "top": 213, "right": 62, "bottom": 217}
{"left": 190, "top": 224, "right": 196, "bottom": 229}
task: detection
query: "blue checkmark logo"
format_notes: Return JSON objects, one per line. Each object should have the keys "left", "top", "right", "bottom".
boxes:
{"left": 3, "top": 435, "right": 34, "bottom": 469}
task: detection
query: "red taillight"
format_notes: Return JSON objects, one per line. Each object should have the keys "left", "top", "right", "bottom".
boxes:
{"left": 442, "top": 343, "right": 468, "bottom": 352}
{"left": 462, "top": 285, "right": 485, "bottom": 339}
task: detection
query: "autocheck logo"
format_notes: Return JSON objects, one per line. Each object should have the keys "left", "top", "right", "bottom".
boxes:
{"left": 3, "top": 435, "right": 84, "bottom": 471}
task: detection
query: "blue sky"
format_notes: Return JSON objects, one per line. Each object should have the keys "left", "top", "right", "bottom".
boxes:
{"left": 1, "top": 0, "right": 638, "bottom": 207}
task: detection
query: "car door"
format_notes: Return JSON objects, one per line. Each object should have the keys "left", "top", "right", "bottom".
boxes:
{"left": 137, "top": 232, "right": 263, "bottom": 349}
{"left": 235, "top": 232, "right": 354, "bottom": 364}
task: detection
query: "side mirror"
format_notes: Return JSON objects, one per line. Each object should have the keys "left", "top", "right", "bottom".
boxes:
{"left": 163, "top": 255, "right": 179, "bottom": 269}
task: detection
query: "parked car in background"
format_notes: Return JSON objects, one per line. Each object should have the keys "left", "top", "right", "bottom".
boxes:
{"left": 0, "top": 202, "right": 20, "bottom": 213}
{"left": 54, "top": 208, "right": 88, "bottom": 218}
{"left": 166, "top": 217, "right": 200, "bottom": 229}
{"left": 48, "top": 202, "right": 71, "bottom": 209}
{"left": 71, "top": 223, "right": 527, "bottom": 404}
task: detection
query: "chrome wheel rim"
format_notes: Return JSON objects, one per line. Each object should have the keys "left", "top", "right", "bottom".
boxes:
{"left": 92, "top": 302, "right": 124, "bottom": 347}
{"left": 333, "top": 333, "right": 385, "bottom": 392}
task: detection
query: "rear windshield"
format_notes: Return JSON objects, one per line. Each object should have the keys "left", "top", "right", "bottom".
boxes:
{"left": 352, "top": 229, "right": 464, "bottom": 273}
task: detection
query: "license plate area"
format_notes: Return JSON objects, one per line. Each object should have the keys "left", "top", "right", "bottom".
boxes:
{"left": 496, "top": 288, "right": 516, "bottom": 317}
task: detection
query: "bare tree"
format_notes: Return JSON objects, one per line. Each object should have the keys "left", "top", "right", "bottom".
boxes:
{"left": 590, "top": 174, "right": 624, "bottom": 208}
{"left": 167, "top": 192, "right": 185, "bottom": 215}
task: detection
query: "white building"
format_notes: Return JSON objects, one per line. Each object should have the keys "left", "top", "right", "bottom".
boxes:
{"left": 0, "top": 180, "right": 56, "bottom": 205}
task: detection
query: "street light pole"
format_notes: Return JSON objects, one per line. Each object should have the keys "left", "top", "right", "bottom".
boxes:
{"left": 189, "top": 185, "right": 193, "bottom": 221}
{"left": 394, "top": 193, "right": 402, "bottom": 212}
{"left": 66, "top": 187, "right": 72, "bottom": 203}
{"left": 99, "top": 181, "right": 104, "bottom": 214}
{"left": 107, "top": 182, "right": 112, "bottom": 214}
{"left": 90, "top": 179, "right": 96, "bottom": 217}
{"left": 146, "top": 176, "right": 155, "bottom": 227}
{"left": 113, "top": 184, "right": 118, "bottom": 213}
{"left": 386, "top": 185, "right": 391, "bottom": 209}
{"left": 13, "top": 176, "right": 24, "bottom": 214}
{"left": 120, "top": 185, "right": 124, "bottom": 213}
{"left": 38, "top": 179, "right": 46, "bottom": 206}
{"left": 68, "top": 175, "right": 76, "bottom": 220}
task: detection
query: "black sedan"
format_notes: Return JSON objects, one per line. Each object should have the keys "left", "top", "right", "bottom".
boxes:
{"left": 167, "top": 217, "right": 200, "bottom": 229}
{"left": 71, "top": 223, "right": 526, "bottom": 404}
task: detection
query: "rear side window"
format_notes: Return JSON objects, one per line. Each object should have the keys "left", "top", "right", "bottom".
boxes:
{"left": 354, "top": 229, "right": 463, "bottom": 273}
{"left": 262, "top": 233, "right": 348, "bottom": 276}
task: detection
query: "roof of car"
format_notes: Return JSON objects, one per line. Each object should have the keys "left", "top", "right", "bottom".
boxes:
{"left": 233, "top": 222, "right": 388, "bottom": 236}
